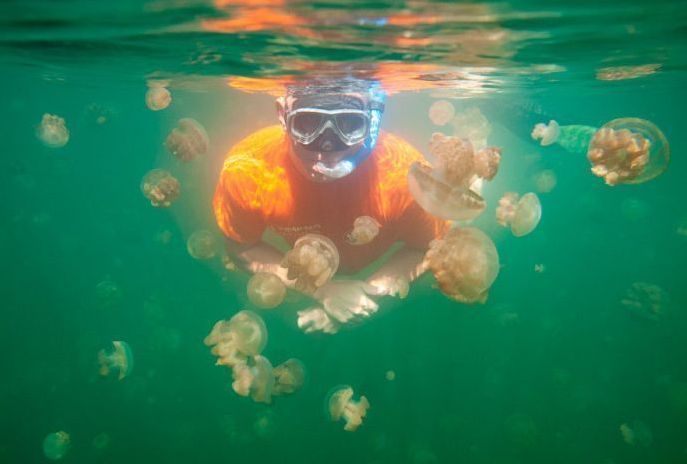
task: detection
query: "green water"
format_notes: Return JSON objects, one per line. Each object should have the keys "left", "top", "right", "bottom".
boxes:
{"left": 2, "top": 1, "right": 687, "bottom": 463}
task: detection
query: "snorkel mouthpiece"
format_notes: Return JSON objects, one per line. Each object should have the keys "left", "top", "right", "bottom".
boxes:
{"left": 312, "top": 159, "right": 355, "bottom": 179}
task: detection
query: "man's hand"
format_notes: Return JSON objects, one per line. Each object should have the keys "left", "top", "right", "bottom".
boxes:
{"left": 366, "top": 274, "right": 410, "bottom": 299}
{"left": 313, "top": 279, "right": 381, "bottom": 324}
{"left": 297, "top": 307, "right": 340, "bottom": 334}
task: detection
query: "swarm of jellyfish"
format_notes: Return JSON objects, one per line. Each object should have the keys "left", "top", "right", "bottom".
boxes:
{"left": 428, "top": 100, "right": 455, "bottom": 126}
{"left": 407, "top": 133, "right": 501, "bottom": 221}
{"left": 621, "top": 281, "right": 668, "bottom": 321}
{"left": 451, "top": 107, "right": 491, "bottom": 149}
{"left": 165, "top": 118, "right": 209, "bottom": 162}
{"left": 620, "top": 420, "right": 653, "bottom": 447}
{"left": 231, "top": 355, "right": 274, "bottom": 404}
{"left": 145, "top": 80, "right": 172, "bottom": 111}
{"left": 532, "top": 118, "right": 669, "bottom": 186}
{"left": 187, "top": 230, "right": 218, "bottom": 260}
{"left": 140, "top": 169, "right": 181, "bottom": 208}
{"left": 37, "top": 114, "right": 69, "bottom": 148}
{"left": 247, "top": 272, "right": 286, "bottom": 309}
{"left": 423, "top": 227, "right": 500, "bottom": 304}
{"left": 327, "top": 385, "right": 370, "bottom": 432}
{"left": 273, "top": 358, "right": 306, "bottom": 395}
{"left": 204, "top": 310, "right": 268, "bottom": 367}
{"left": 346, "top": 216, "right": 381, "bottom": 245}
{"left": 281, "top": 234, "right": 339, "bottom": 294}
{"left": 43, "top": 431, "right": 70, "bottom": 460}
{"left": 98, "top": 341, "right": 134, "bottom": 380}
{"left": 496, "top": 192, "right": 542, "bottom": 237}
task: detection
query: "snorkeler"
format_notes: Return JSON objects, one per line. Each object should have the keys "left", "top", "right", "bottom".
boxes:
{"left": 213, "top": 79, "right": 448, "bottom": 330}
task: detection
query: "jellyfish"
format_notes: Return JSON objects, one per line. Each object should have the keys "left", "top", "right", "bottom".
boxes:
{"left": 231, "top": 355, "right": 274, "bottom": 404}
{"left": 140, "top": 169, "right": 181, "bottom": 208}
{"left": 534, "top": 263, "right": 546, "bottom": 273}
{"left": 620, "top": 420, "right": 653, "bottom": 447}
{"left": 496, "top": 192, "right": 542, "bottom": 237}
{"left": 94, "top": 278, "right": 122, "bottom": 310}
{"left": 346, "top": 216, "right": 381, "bottom": 245}
{"left": 145, "top": 80, "right": 171, "bottom": 111}
{"left": 428, "top": 100, "right": 455, "bottom": 126}
{"left": 621, "top": 282, "right": 668, "bottom": 321}
{"left": 451, "top": 107, "right": 491, "bottom": 149}
{"left": 385, "top": 370, "right": 396, "bottom": 381}
{"left": 43, "top": 431, "right": 70, "bottom": 460}
{"left": 187, "top": 230, "right": 217, "bottom": 260}
{"left": 407, "top": 133, "right": 501, "bottom": 221}
{"left": 253, "top": 409, "right": 277, "bottom": 439}
{"left": 165, "top": 118, "right": 209, "bottom": 162}
{"left": 280, "top": 234, "right": 339, "bottom": 294}
{"left": 98, "top": 340, "right": 134, "bottom": 380}
{"left": 533, "top": 169, "right": 557, "bottom": 193}
{"left": 247, "top": 272, "right": 286, "bottom": 309}
{"left": 296, "top": 307, "right": 340, "bottom": 334}
{"left": 204, "top": 310, "right": 268, "bottom": 367}
{"left": 273, "top": 358, "right": 306, "bottom": 395}
{"left": 532, "top": 118, "right": 669, "bottom": 186}
{"left": 423, "top": 227, "right": 499, "bottom": 304}
{"left": 326, "top": 385, "right": 370, "bottom": 432}
{"left": 92, "top": 433, "right": 111, "bottom": 451}
{"left": 530, "top": 120, "right": 560, "bottom": 147}
{"left": 36, "top": 114, "right": 69, "bottom": 148}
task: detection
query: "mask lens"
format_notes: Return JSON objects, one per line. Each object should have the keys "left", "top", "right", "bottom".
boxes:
{"left": 335, "top": 113, "right": 367, "bottom": 142}
{"left": 291, "top": 112, "right": 324, "bottom": 139}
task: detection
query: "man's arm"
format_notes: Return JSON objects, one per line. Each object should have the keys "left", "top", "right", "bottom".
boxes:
{"left": 365, "top": 245, "right": 426, "bottom": 297}
{"left": 226, "top": 239, "right": 294, "bottom": 287}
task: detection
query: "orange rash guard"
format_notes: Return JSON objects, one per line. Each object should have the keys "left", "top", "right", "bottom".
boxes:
{"left": 213, "top": 125, "right": 449, "bottom": 273}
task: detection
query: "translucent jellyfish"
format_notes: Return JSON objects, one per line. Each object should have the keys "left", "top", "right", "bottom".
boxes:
{"left": 407, "top": 133, "right": 501, "bottom": 221}
{"left": 423, "top": 227, "right": 499, "bottom": 304}
{"left": 327, "top": 385, "right": 370, "bottom": 432}
{"left": 532, "top": 118, "right": 669, "bottom": 186}
{"left": 496, "top": 192, "right": 542, "bottom": 237}
{"left": 273, "top": 358, "right": 306, "bottom": 396}
{"left": 253, "top": 409, "right": 277, "bottom": 439}
{"left": 621, "top": 282, "right": 668, "bottom": 321}
{"left": 451, "top": 107, "right": 491, "bottom": 149}
{"left": 346, "top": 216, "right": 381, "bottom": 245}
{"left": 530, "top": 120, "right": 560, "bottom": 146}
{"left": 428, "top": 100, "right": 455, "bottom": 126}
{"left": 36, "top": 114, "right": 69, "bottom": 148}
{"left": 533, "top": 169, "right": 557, "bottom": 193}
{"left": 534, "top": 263, "right": 546, "bottom": 273}
{"left": 620, "top": 420, "right": 653, "bottom": 446}
{"left": 231, "top": 355, "right": 274, "bottom": 404}
{"left": 92, "top": 433, "right": 111, "bottom": 451}
{"left": 43, "top": 431, "right": 70, "bottom": 460}
{"left": 94, "top": 278, "right": 122, "bottom": 310}
{"left": 165, "top": 118, "right": 209, "bottom": 162}
{"left": 98, "top": 341, "right": 134, "bottom": 380}
{"left": 145, "top": 80, "right": 171, "bottom": 111}
{"left": 140, "top": 169, "right": 181, "bottom": 208}
{"left": 187, "top": 230, "right": 217, "bottom": 260}
{"left": 385, "top": 370, "right": 396, "bottom": 381}
{"left": 247, "top": 272, "right": 286, "bottom": 309}
{"left": 204, "top": 310, "right": 268, "bottom": 367}
{"left": 281, "top": 234, "right": 339, "bottom": 294}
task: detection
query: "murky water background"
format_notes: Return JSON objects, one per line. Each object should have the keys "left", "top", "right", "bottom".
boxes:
{"left": 2, "top": 1, "right": 687, "bottom": 463}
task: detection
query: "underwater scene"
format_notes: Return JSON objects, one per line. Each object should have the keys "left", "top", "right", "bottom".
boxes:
{"left": 2, "top": 0, "right": 687, "bottom": 463}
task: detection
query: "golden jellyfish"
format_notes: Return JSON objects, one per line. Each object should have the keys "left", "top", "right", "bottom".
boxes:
{"left": 620, "top": 420, "right": 653, "bottom": 446}
{"left": 231, "top": 355, "right": 274, "bottom": 404}
{"left": 204, "top": 310, "right": 268, "bottom": 367}
{"left": 247, "top": 272, "right": 286, "bottom": 309}
{"left": 451, "top": 107, "right": 491, "bottom": 149}
{"left": 98, "top": 341, "right": 134, "bottom": 380}
{"left": 621, "top": 281, "right": 668, "bottom": 321}
{"left": 346, "top": 216, "right": 381, "bottom": 245}
{"left": 533, "top": 118, "right": 669, "bottom": 186}
{"left": 496, "top": 192, "right": 542, "bottom": 237}
{"left": 423, "top": 227, "right": 499, "bottom": 304}
{"left": 531, "top": 120, "right": 560, "bottom": 146}
{"left": 326, "top": 385, "right": 370, "bottom": 432}
{"left": 165, "top": 118, "right": 209, "bottom": 162}
{"left": 43, "top": 431, "right": 70, "bottom": 460}
{"left": 187, "top": 229, "right": 217, "bottom": 260}
{"left": 533, "top": 169, "right": 557, "bottom": 193}
{"left": 140, "top": 169, "right": 181, "bottom": 208}
{"left": 273, "top": 358, "right": 306, "bottom": 396}
{"left": 281, "top": 234, "right": 339, "bottom": 294}
{"left": 428, "top": 100, "right": 455, "bottom": 126}
{"left": 407, "top": 133, "right": 501, "bottom": 221}
{"left": 145, "top": 80, "right": 171, "bottom": 111}
{"left": 36, "top": 114, "right": 69, "bottom": 148}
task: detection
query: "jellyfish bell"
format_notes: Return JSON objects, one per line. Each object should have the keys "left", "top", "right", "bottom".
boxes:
{"left": 92, "top": 433, "right": 111, "bottom": 451}
{"left": 165, "top": 118, "right": 209, "bottom": 162}
{"left": 423, "top": 227, "right": 499, "bottom": 304}
{"left": 533, "top": 169, "right": 557, "bottom": 193}
{"left": 428, "top": 100, "right": 455, "bottom": 126}
{"left": 98, "top": 340, "right": 134, "bottom": 380}
{"left": 620, "top": 281, "right": 668, "bottom": 321}
{"left": 496, "top": 192, "right": 542, "bottom": 237}
{"left": 531, "top": 120, "right": 560, "bottom": 146}
{"left": 43, "top": 431, "right": 71, "bottom": 460}
{"left": 37, "top": 114, "right": 69, "bottom": 148}
{"left": 346, "top": 216, "right": 381, "bottom": 245}
{"left": 247, "top": 272, "right": 286, "bottom": 309}
{"left": 326, "top": 385, "right": 370, "bottom": 432}
{"left": 187, "top": 230, "right": 217, "bottom": 260}
{"left": 273, "top": 358, "right": 306, "bottom": 395}
{"left": 452, "top": 107, "right": 491, "bottom": 149}
{"left": 140, "top": 169, "right": 181, "bottom": 208}
{"left": 145, "top": 80, "right": 172, "bottom": 111}
{"left": 281, "top": 234, "right": 339, "bottom": 294}
{"left": 407, "top": 162, "right": 486, "bottom": 221}
{"left": 204, "top": 310, "right": 268, "bottom": 366}
{"left": 231, "top": 355, "right": 274, "bottom": 404}
{"left": 588, "top": 118, "right": 669, "bottom": 186}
